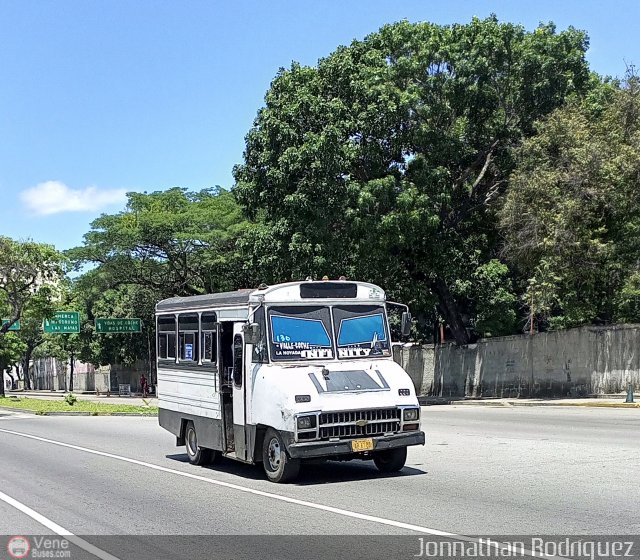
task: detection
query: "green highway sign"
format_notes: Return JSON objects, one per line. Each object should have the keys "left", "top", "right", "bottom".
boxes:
{"left": 1, "top": 319, "right": 20, "bottom": 331}
{"left": 43, "top": 311, "right": 80, "bottom": 334}
{"left": 95, "top": 318, "right": 142, "bottom": 333}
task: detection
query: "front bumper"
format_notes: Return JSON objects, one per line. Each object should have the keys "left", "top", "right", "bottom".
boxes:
{"left": 287, "top": 430, "right": 425, "bottom": 459}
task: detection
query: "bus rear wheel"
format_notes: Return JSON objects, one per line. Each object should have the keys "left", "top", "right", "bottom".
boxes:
{"left": 185, "top": 421, "right": 214, "bottom": 466}
{"left": 373, "top": 447, "right": 407, "bottom": 473}
{"left": 262, "top": 428, "right": 300, "bottom": 483}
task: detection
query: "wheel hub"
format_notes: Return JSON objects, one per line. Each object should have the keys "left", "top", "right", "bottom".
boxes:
{"left": 267, "top": 437, "right": 281, "bottom": 470}
{"left": 187, "top": 428, "right": 197, "bottom": 456}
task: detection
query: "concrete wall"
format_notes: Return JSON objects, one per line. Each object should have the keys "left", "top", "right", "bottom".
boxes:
{"left": 32, "top": 357, "right": 66, "bottom": 391}
{"left": 106, "top": 360, "right": 153, "bottom": 393}
{"left": 2, "top": 371, "right": 12, "bottom": 391}
{"left": 21, "top": 323, "right": 640, "bottom": 398}
{"left": 394, "top": 324, "right": 640, "bottom": 397}
{"left": 31, "top": 358, "right": 110, "bottom": 393}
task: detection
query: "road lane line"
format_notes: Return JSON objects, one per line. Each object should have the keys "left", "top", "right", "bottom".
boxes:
{"left": 0, "top": 427, "right": 454, "bottom": 536}
{"left": 0, "top": 489, "right": 121, "bottom": 560}
{"left": 0, "top": 427, "right": 560, "bottom": 559}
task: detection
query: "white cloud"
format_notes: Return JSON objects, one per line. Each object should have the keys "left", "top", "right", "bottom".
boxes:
{"left": 20, "top": 181, "right": 127, "bottom": 215}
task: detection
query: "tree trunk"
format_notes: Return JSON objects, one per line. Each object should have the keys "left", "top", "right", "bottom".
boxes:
{"left": 430, "top": 277, "right": 471, "bottom": 345}
{"left": 22, "top": 349, "right": 33, "bottom": 390}
{"left": 400, "top": 255, "right": 471, "bottom": 346}
{"left": 69, "top": 352, "right": 74, "bottom": 393}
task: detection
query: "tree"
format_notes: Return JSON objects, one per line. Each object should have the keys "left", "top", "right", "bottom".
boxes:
{"left": 0, "top": 333, "right": 25, "bottom": 396}
{"left": 15, "top": 307, "right": 48, "bottom": 390}
{"left": 70, "top": 270, "right": 155, "bottom": 367}
{"left": 70, "top": 187, "right": 252, "bottom": 297}
{"left": 0, "top": 237, "right": 63, "bottom": 335}
{"left": 234, "top": 16, "right": 591, "bottom": 344}
{"left": 501, "top": 75, "right": 640, "bottom": 328}
{"left": 68, "top": 187, "right": 253, "bottom": 368}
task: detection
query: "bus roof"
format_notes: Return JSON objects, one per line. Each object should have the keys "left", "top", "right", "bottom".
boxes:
{"left": 156, "top": 289, "right": 253, "bottom": 313}
{"left": 155, "top": 281, "right": 385, "bottom": 313}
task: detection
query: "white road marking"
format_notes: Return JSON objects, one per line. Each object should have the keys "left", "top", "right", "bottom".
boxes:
{"left": 0, "top": 427, "right": 559, "bottom": 559}
{"left": 0, "top": 489, "right": 121, "bottom": 560}
{"left": 0, "top": 410, "right": 30, "bottom": 419}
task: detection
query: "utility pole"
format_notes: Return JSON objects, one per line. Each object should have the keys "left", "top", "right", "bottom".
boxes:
{"left": 529, "top": 293, "right": 535, "bottom": 335}
{"left": 69, "top": 351, "right": 74, "bottom": 392}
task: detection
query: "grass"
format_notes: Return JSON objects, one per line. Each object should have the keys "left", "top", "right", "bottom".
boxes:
{"left": 0, "top": 396, "right": 158, "bottom": 415}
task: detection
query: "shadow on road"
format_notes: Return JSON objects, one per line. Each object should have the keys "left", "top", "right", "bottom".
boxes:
{"left": 166, "top": 453, "right": 427, "bottom": 485}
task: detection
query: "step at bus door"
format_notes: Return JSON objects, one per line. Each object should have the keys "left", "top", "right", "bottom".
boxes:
{"left": 232, "top": 324, "right": 248, "bottom": 461}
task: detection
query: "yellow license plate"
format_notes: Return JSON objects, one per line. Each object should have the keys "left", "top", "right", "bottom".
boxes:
{"left": 351, "top": 438, "right": 374, "bottom": 452}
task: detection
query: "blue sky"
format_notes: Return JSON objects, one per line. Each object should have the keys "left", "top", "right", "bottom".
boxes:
{"left": 1, "top": 0, "right": 639, "bottom": 250}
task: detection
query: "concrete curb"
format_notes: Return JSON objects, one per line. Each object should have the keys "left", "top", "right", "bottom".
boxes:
{"left": 0, "top": 405, "right": 157, "bottom": 417}
{"left": 418, "top": 397, "right": 640, "bottom": 408}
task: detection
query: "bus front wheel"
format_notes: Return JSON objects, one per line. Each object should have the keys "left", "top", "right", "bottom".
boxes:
{"left": 262, "top": 428, "right": 300, "bottom": 483}
{"left": 373, "top": 447, "right": 407, "bottom": 473}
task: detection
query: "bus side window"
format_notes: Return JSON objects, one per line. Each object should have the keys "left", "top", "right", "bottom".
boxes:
{"left": 157, "top": 316, "right": 176, "bottom": 360}
{"left": 178, "top": 314, "right": 199, "bottom": 361}
{"left": 201, "top": 312, "right": 217, "bottom": 365}
{"left": 251, "top": 306, "right": 268, "bottom": 363}
{"left": 233, "top": 334, "right": 243, "bottom": 387}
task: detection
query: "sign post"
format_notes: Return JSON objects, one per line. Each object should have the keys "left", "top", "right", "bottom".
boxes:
{"left": 95, "top": 318, "right": 142, "bottom": 333}
{"left": 42, "top": 312, "right": 80, "bottom": 393}
{"left": 43, "top": 312, "right": 80, "bottom": 334}
{"left": 1, "top": 319, "right": 20, "bottom": 331}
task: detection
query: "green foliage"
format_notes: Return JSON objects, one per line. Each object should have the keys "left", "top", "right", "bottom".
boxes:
{"left": 615, "top": 272, "right": 640, "bottom": 322}
{"left": 0, "top": 333, "right": 26, "bottom": 372}
{"left": 501, "top": 74, "right": 640, "bottom": 329}
{"left": 467, "top": 260, "right": 518, "bottom": 336}
{"left": 69, "top": 271, "right": 152, "bottom": 366}
{"left": 0, "top": 237, "right": 64, "bottom": 334}
{"left": 64, "top": 392, "right": 77, "bottom": 406}
{"left": 69, "top": 187, "right": 252, "bottom": 297}
{"left": 67, "top": 187, "right": 256, "bottom": 365}
{"left": 234, "top": 16, "right": 591, "bottom": 343}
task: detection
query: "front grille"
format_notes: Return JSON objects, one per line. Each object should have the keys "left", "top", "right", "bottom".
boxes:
{"left": 318, "top": 408, "right": 400, "bottom": 439}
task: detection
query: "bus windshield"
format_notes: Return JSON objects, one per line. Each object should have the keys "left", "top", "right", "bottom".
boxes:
{"left": 333, "top": 304, "right": 390, "bottom": 359}
{"left": 267, "top": 304, "right": 390, "bottom": 361}
{"left": 268, "top": 306, "right": 334, "bottom": 361}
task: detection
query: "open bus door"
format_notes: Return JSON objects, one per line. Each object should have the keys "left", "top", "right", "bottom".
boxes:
{"left": 231, "top": 324, "right": 248, "bottom": 460}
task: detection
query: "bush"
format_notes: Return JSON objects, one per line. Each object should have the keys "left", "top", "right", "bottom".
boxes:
{"left": 64, "top": 393, "right": 77, "bottom": 406}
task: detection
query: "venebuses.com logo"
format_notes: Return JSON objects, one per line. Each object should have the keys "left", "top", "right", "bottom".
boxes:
{"left": 7, "top": 536, "right": 30, "bottom": 559}
{"left": 5, "top": 535, "right": 71, "bottom": 559}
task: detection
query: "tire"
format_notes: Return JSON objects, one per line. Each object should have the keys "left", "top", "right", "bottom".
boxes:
{"left": 184, "top": 421, "right": 214, "bottom": 466}
{"left": 262, "top": 428, "right": 300, "bottom": 483}
{"left": 373, "top": 447, "right": 407, "bottom": 473}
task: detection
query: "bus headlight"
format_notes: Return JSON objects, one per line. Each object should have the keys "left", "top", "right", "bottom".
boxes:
{"left": 403, "top": 408, "right": 420, "bottom": 422}
{"left": 297, "top": 415, "right": 317, "bottom": 430}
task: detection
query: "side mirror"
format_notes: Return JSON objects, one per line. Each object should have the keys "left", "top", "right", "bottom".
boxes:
{"left": 242, "top": 323, "right": 261, "bottom": 345}
{"left": 401, "top": 312, "right": 412, "bottom": 337}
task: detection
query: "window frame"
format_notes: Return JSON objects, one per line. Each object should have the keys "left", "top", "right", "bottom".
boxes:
{"left": 178, "top": 313, "right": 199, "bottom": 363}
{"left": 156, "top": 311, "right": 218, "bottom": 366}
{"left": 233, "top": 334, "right": 243, "bottom": 387}
{"left": 157, "top": 315, "right": 177, "bottom": 361}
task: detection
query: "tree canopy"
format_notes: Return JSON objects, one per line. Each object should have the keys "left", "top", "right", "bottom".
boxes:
{"left": 234, "top": 16, "right": 591, "bottom": 343}
{"left": 70, "top": 187, "right": 251, "bottom": 298}
{"left": 0, "top": 237, "right": 64, "bottom": 335}
{"left": 65, "top": 187, "right": 255, "bottom": 367}
{"left": 501, "top": 75, "right": 640, "bottom": 329}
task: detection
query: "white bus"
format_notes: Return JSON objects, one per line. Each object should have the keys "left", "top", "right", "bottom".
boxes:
{"left": 156, "top": 280, "right": 425, "bottom": 483}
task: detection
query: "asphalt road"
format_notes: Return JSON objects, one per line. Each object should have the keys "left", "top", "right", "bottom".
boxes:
{"left": 0, "top": 406, "right": 638, "bottom": 557}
